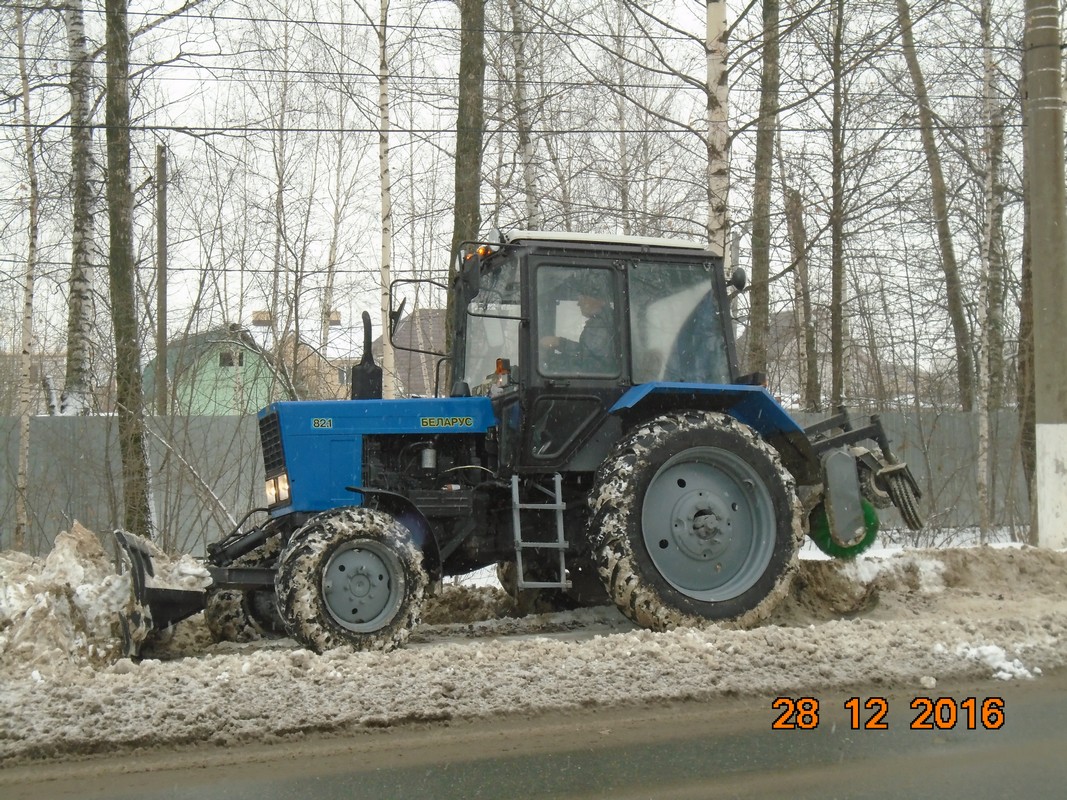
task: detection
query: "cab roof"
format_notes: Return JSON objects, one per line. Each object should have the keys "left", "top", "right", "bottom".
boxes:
{"left": 501, "top": 229, "right": 716, "bottom": 254}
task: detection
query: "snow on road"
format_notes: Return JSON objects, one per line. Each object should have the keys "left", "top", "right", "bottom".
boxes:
{"left": 1, "top": 524, "right": 1065, "bottom": 765}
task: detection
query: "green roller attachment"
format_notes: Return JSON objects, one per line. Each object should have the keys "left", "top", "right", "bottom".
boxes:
{"left": 808, "top": 499, "right": 879, "bottom": 559}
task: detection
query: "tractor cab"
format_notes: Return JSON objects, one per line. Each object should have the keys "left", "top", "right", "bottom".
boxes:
{"left": 449, "top": 231, "right": 743, "bottom": 474}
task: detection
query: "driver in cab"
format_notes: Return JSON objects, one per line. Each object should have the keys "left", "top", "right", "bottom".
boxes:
{"left": 540, "top": 273, "right": 616, "bottom": 374}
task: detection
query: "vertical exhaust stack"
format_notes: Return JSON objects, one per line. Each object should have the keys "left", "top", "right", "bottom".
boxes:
{"left": 351, "top": 310, "right": 384, "bottom": 400}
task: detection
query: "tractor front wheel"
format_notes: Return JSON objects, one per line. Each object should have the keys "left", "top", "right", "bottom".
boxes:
{"left": 591, "top": 410, "right": 803, "bottom": 630}
{"left": 275, "top": 507, "right": 427, "bottom": 652}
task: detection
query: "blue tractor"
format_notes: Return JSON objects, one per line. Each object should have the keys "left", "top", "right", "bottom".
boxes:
{"left": 117, "top": 231, "right": 922, "bottom": 654}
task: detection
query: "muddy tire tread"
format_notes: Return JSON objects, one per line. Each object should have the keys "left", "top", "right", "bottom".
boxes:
{"left": 275, "top": 507, "right": 427, "bottom": 653}
{"left": 590, "top": 410, "right": 804, "bottom": 631}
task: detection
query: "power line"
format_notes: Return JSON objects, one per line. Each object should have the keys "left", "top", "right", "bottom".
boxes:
{"left": 9, "top": 2, "right": 1028, "bottom": 52}
{"left": 14, "top": 5, "right": 699, "bottom": 43}
{"left": 0, "top": 52, "right": 1020, "bottom": 108}
{"left": 0, "top": 120, "right": 1026, "bottom": 135}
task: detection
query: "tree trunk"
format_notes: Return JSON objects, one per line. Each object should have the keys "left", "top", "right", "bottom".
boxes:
{"left": 783, "top": 186, "right": 819, "bottom": 410}
{"left": 747, "top": 0, "right": 780, "bottom": 374}
{"left": 14, "top": 0, "right": 40, "bottom": 552}
{"left": 705, "top": 0, "right": 729, "bottom": 257}
{"left": 543, "top": 135, "right": 574, "bottom": 231}
{"left": 445, "top": 0, "right": 486, "bottom": 367}
{"left": 507, "top": 0, "right": 540, "bottom": 229}
{"left": 378, "top": 0, "right": 397, "bottom": 398}
{"left": 62, "top": 0, "right": 96, "bottom": 416}
{"left": 979, "top": 3, "right": 1007, "bottom": 412}
{"left": 154, "top": 145, "right": 167, "bottom": 416}
{"left": 613, "top": 14, "right": 631, "bottom": 236}
{"left": 449, "top": 0, "right": 485, "bottom": 264}
{"left": 1017, "top": 45, "right": 1036, "bottom": 541}
{"left": 830, "top": 0, "right": 845, "bottom": 406}
{"left": 1018, "top": 179, "right": 1035, "bottom": 541}
{"left": 975, "top": 0, "right": 1005, "bottom": 542}
{"left": 896, "top": 0, "right": 975, "bottom": 410}
{"left": 105, "top": 0, "right": 152, "bottom": 539}
{"left": 320, "top": 129, "right": 346, "bottom": 354}
{"left": 269, "top": 23, "right": 292, "bottom": 392}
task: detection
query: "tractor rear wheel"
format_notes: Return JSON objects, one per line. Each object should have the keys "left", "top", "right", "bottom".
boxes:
{"left": 591, "top": 410, "right": 803, "bottom": 630}
{"left": 275, "top": 507, "right": 427, "bottom": 652}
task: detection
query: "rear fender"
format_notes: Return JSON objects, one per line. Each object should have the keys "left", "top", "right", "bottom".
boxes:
{"left": 609, "top": 383, "right": 820, "bottom": 483}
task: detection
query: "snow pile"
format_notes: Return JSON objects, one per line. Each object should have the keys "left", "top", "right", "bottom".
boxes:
{"left": 1, "top": 529, "right": 1066, "bottom": 765}
{"left": 419, "top": 582, "right": 513, "bottom": 625}
{"left": 0, "top": 524, "right": 208, "bottom": 671}
{"left": 841, "top": 549, "right": 947, "bottom": 592}
{"left": 953, "top": 643, "right": 1040, "bottom": 681}
{"left": 0, "top": 524, "right": 130, "bottom": 669}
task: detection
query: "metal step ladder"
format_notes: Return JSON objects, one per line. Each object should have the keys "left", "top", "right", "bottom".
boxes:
{"left": 511, "top": 473, "right": 570, "bottom": 590}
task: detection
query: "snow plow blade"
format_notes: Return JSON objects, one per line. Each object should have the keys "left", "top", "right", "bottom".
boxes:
{"left": 114, "top": 530, "right": 206, "bottom": 658}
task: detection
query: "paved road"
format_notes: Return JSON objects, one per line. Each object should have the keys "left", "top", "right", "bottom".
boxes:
{"left": 4, "top": 670, "right": 1065, "bottom": 800}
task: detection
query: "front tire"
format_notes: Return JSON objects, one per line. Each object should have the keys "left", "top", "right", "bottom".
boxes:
{"left": 204, "top": 534, "right": 283, "bottom": 643}
{"left": 275, "top": 507, "right": 428, "bottom": 652}
{"left": 591, "top": 410, "right": 803, "bottom": 630}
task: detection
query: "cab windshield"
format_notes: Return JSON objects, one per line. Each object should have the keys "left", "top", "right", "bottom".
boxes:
{"left": 462, "top": 258, "right": 522, "bottom": 391}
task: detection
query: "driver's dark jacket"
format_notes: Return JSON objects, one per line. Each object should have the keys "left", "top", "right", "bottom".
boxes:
{"left": 556, "top": 307, "right": 616, "bottom": 373}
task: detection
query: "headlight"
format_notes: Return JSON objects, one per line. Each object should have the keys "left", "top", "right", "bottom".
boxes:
{"left": 265, "top": 472, "right": 291, "bottom": 506}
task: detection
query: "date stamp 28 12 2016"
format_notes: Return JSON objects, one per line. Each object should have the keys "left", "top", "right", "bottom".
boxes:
{"left": 771, "top": 696, "right": 1005, "bottom": 731}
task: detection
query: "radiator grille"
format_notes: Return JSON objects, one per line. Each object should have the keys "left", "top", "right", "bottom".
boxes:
{"left": 258, "top": 412, "right": 285, "bottom": 476}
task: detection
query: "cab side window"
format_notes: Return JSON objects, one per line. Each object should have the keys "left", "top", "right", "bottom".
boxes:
{"left": 537, "top": 266, "right": 620, "bottom": 377}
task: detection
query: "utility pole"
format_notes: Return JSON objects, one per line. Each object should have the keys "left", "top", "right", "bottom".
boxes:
{"left": 1024, "top": 0, "right": 1067, "bottom": 548}
{"left": 156, "top": 144, "right": 167, "bottom": 416}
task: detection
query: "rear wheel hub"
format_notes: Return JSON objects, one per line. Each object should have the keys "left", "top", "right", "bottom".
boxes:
{"left": 642, "top": 446, "right": 776, "bottom": 601}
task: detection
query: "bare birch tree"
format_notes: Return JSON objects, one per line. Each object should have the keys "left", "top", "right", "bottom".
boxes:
{"left": 974, "top": 0, "right": 1009, "bottom": 541}
{"left": 506, "top": 0, "right": 541, "bottom": 229}
{"left": 706, "top": 0, "right": 730, "bottom": 255}
{"left": 14, "top": 0, "right": 40, "bottom": 551}
{"left": 1018, "top": 58, "right": 1036, "bottom": 537}
{"left": 59, "top": 0, "right": 96, "bottom": 416}
{"left": 376, "top": 0, "right": 398, "bottom": 398}
{"left": 829, "top": 0, "right": 846, "bottom": 406}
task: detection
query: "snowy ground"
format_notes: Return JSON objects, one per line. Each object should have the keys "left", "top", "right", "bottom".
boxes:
{"left": 1, "top": 523, "right": 1066, "bottom": 765}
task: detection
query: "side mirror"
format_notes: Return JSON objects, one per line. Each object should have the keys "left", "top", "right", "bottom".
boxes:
{"left": 459, "top": 251, "right": 481, "bottom": 296}
{"left": 728, "top": 267, "right": 747, "bottom": 292}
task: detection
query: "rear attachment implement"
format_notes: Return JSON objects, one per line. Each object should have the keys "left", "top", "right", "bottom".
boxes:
{"left": 804, "top": 408, "right": 924, "bottom": 558}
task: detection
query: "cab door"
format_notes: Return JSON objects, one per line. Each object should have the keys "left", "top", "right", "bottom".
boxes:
{"left": 521, "top": 261, "right": 626, "bottom": 471}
